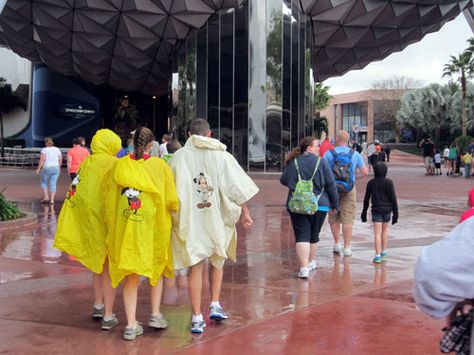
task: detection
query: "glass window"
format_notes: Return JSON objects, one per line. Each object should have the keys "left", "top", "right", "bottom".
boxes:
{"left": 266, "top": 0, "right": 282, "bottom": 172}
{"left": 220, "top": 9, "right": 234, "bottom": 152}
{"left": 196, "top": 27, "right": 207, "bottom": 119}
{"left": 282, "top": 0, "right": 292, "bottom": 159}
{"left": 248, "top": 0, "right": 266, "bottom": 171}
{"left": 207, "top": 14, "right": 220, "bottom": 136}
{"left": 234, "top": 4, "right": 249, "bottom": 166}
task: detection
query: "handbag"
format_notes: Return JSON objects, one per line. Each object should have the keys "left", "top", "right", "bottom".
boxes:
{"left": 440, "top": 308, "right": 473, "bottom": 355}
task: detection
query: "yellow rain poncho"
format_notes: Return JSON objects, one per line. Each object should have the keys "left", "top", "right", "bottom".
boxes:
{"left": 106, "top": 155, "right": 178, "bottom": 287}
{"left": 169, "top": 135, "right": 259, "bottom": 269}
{"left": 54, "top": 129, "right": 122, "bottom": 273}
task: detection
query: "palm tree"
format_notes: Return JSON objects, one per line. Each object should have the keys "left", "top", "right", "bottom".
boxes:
{"left": 0, "top": 78, "right": 27, "bottom": 157}
{"left": 314, "top": 82, "right": 331, "bottom": 138}
{"left": 314, "top": 82, "right": 331, "bottom": 112}
{"left": 443, "top": 52, "right": 473, "bottom": 136}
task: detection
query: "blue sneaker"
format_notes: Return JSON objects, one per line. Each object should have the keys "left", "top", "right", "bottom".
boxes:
{"left": 381, "top": 251, "right": 388, "bottom": 261}
{"left": 373, "top": 255, "right": 382, "bottom": 264}
{"left": 191, "top": 320, "right": 206, "bottom": 333}
{"left": 209, "top": 305, "right": 229, "bottom": 320}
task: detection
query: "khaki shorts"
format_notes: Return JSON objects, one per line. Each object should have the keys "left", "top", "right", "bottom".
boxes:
{"left": 329, "top": 188, "right": 356, "bottom": 225}
{"left": 424, "top": 156, "right": 434, "bottom": 167}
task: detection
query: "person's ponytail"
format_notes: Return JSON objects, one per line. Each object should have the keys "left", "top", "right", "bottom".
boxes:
{"left": 132, "top": 127, "right": 155, "bottom": 159}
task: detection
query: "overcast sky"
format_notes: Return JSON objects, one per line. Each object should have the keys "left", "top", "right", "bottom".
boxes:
{"left": 324, "top": 14, "right": 473, "bottom": 95}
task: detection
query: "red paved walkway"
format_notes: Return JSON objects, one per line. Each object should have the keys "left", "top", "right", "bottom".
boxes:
{"left": 0, "top": 150, "right": 471, "bottom": 354}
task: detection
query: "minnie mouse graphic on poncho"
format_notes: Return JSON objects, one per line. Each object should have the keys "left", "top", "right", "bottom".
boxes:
{"left": 122, "top": 187, "right": 144, "bottom": 222}
{"left": 65, "top": 173, "right": 80, "bottom": 207}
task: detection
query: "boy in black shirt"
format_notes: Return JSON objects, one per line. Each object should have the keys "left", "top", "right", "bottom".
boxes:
{"left": 361, "top": 161, "right": 398, "bottom": 263}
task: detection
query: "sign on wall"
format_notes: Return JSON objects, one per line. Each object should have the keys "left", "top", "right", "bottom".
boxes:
{"left": 58, "top": 104, "right": 96, "bottom": 119}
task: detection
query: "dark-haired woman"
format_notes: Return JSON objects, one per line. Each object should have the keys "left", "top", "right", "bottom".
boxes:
{"left": 106, "top": 127, "right": 179, "bottom": 340}
{"left": 280, "top": 137, "right": 339, "bottom": 279}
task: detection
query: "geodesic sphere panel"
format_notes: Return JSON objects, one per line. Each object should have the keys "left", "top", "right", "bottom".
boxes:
{"left": 0, "top": 0, "right": 244, "bottom": 94}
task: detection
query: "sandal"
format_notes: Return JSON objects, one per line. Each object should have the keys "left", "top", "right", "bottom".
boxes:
{"left": 49, "top": 201, "right": 55, "bottom": 205}
{"left": 41, "top": 199, "right": 49, "bottom": 204}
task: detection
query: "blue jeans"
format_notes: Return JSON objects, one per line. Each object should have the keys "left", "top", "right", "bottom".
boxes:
{"left": 465, "top": 164, "right": 471, "bottom": 178}
{"left": 41, "top": 167, "right": 60, "bottom": 192}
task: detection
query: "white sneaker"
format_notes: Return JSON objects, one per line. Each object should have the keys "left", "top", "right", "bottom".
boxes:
{"left": 308, "top": 260, "right": 317, "bottom": 271}
{"left": 343, "top": 246, "right": 353, "bottom": 257}
{"left": 333, "top": 243, "right": 342, "bottom": 254}
{"left": 298, "top": 267, "right": 309, "bottom": 279}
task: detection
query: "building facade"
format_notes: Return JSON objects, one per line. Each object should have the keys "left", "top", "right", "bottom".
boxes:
{"left": 172, "top": 1, "right": 315, "bottom": 172}
{"left": 321, "top": 89, "right": 406, "bottom": 144}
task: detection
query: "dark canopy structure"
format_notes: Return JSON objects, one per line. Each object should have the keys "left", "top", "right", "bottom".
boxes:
{"left": 0, "top": 0, "right": 471, "bottom": 93}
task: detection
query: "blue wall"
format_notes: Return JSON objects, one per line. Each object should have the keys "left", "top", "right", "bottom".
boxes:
{"left": 17, "top": 65, "right": 100, "bottom": 147}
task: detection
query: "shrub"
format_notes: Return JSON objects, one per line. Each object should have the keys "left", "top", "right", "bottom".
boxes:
{"left": 0, "top": 189, "right": 24, "bottom": 221}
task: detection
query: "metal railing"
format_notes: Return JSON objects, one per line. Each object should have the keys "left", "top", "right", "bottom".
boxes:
{"left": 0, "top": 147, "right": 69, "bottom": 167}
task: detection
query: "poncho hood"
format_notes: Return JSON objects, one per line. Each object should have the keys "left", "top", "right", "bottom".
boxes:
{"left": 91, "top": 129, "right": 122, "bottom": 156}
{"left": 374, "top": 161, "right": 388, "bottom": 178}
{"left": 114, "top": 156, "right": 160, "bottom": 194}
{"left": 186, "top": 135, "right": 227, "bottom": 151}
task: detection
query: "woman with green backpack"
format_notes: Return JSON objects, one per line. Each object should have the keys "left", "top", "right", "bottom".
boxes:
{"left": 280, "top": 136, "right": 339, "bottom": 279}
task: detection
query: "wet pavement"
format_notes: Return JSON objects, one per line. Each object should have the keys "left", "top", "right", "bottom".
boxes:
{"left": 0, "top": 150, "right": 472, "bottom": 354}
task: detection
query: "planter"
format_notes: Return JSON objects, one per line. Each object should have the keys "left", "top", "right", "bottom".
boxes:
{"left": 0, "top": 212, "right": 37, "bottom": 233}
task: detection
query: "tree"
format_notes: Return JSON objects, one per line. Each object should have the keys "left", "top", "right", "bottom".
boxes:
{"left": 442, "top": 52, "right": 473, "bottom": 136}
{"left": 0, "top": 78, "right": 27, "bottom": 157}
{"left": 314, "top": 82, "right": 331, "bottom": 112}
{"left": 396, "top": 83, "right": 465, "bottom": 145}
{"left": 372, "top": 76, "right": 421, "bottom": 142}
{"left": 313, "top": 82, "right": 331, "bottom": 138}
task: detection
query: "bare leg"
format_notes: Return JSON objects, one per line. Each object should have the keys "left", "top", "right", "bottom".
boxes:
{"left": 151, "top": 277, "right": 164, "bottom": 316}
{"left": 102, "top": 262, "right": 116, "bottom": 318}
{"left": 123, "top": 274, "right": 139, "bottom": 328}
{"left": 309, "top": 243, "right": 318, "bottom": 262}
{"left": 373, "top": 222, "right": 382, "bottom": 255}
{"left": 210, "top": 265, "right": 224, "bottom": 303}
{"left": 295, "top": 242, "right": 310, "bottom": 268}
{"left": 93, "top": 272, "right": 104, "bottom": 307}
{"left": 342, "top": 224, "right": 353, "bottom": 248}
{"left": 381, "top": 223, "right": 389, "bottom": 252}
{"left": 330, "top": 223, "right": 341, "bottom": 244}
{"left": 42, "top": 188, "right": 49, "bottom": 201}
{"left": 188, "top": 261, "right": 205, "bottom": 316}
{"left": 50, "top": 192, "right": 56, "bottom": 203}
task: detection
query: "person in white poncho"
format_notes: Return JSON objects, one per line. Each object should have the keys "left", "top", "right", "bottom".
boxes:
{"left": 169, "top": 119, "right": 259, "bottom": 334}
{"left": 415, "top": 217, "right": 474, "bottom": 354}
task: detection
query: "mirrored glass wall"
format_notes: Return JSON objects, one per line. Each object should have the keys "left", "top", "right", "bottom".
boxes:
{"left": 173, "top": 0, "right": 314, "bottom": 172}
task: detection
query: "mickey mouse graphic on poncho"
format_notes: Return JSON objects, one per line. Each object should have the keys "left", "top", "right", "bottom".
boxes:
{"left": 65, "top": 173, "right": 80, "bottom": 207}
{"left": 194, "top": 173, "right": 214, "bottom": 209}
{"left": 122, "top": 187, "right": 144, "bottom": 222}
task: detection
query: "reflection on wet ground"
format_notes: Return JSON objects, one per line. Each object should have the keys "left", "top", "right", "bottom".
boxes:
{"left": 0, "top": 162, "right": 466, "bottom": 353}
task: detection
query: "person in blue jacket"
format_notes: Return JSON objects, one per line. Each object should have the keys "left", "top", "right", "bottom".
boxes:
{"left": 281, "top": 136, "right": 339, "bottom": 279}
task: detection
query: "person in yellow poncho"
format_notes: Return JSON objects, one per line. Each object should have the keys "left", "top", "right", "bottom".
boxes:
{"left": 169, "top": 119, "right": 259, "bottom": 334}
{"left": 54, "top": 129, "right": 122, "bottom": 330}
{"left": 105, "top": 127, "right": 178, "bottom": 341}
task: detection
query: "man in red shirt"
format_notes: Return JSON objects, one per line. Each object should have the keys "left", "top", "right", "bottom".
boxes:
{"left": 319, "top": 136, "right": 334, "bottom": 157}
{"left": 67, "top": 137, "right": 90, "bottom": 180}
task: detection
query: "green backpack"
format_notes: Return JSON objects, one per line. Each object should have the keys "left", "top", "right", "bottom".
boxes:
{"left": 288, "top": 157, "right": 324, "bottom": 215}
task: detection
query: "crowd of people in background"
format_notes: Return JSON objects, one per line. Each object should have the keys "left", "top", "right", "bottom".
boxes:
{"left": 420, "top": 136, "right": 474, "bottom": 178}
